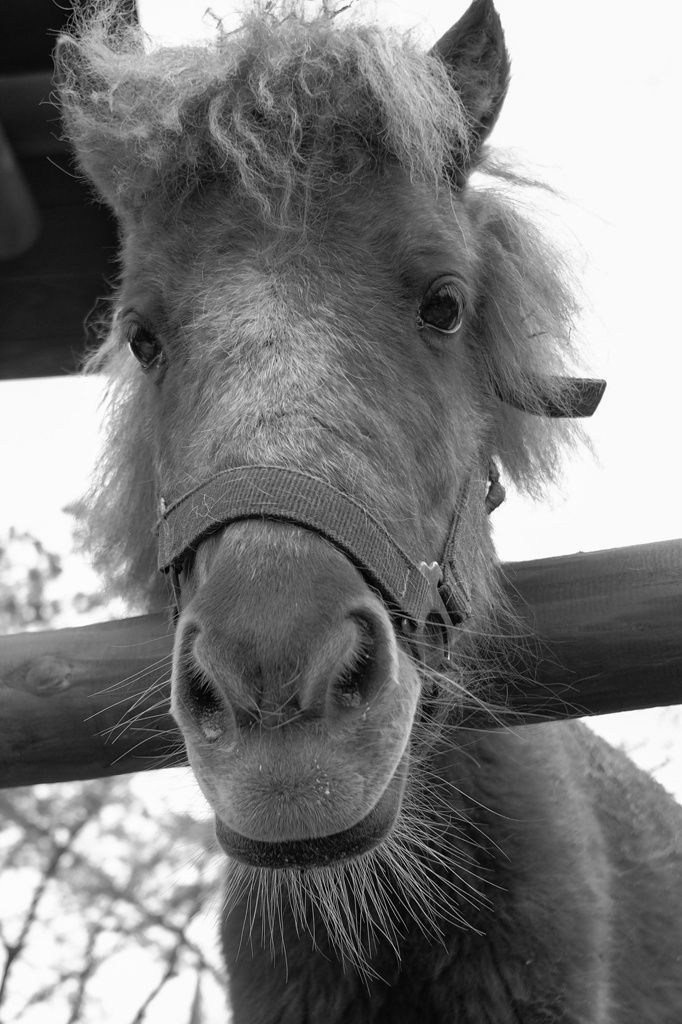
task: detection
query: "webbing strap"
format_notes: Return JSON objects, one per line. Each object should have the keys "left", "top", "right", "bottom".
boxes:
{"left": 157, "top": 465, "right": 460, "bottom": 633}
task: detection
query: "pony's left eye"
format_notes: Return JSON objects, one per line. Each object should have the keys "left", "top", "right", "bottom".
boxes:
{"left": 417, "top": 277, "right": 465, "bottom": 335}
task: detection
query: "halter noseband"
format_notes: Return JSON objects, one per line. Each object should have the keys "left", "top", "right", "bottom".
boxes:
{"left": 156, "top": 376, "right": 605, "bottom": 670}
{"left": 157, "top": 463, "right": 500, "bottom": 669}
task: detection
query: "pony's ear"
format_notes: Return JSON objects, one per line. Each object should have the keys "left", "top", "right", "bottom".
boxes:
{"left": 431, "top": 0, "right": 510, "bottom": 185}
{"left": 55, "top": 33, "right": 146, "bottom": 215}
{"left": 495, "top": 376, "right": 607, "bottom": 418}
{"left": 56, "top": 37, "right": 121, "bottom": 209}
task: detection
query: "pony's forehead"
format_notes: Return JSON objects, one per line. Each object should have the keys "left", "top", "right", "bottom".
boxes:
{"left": 117, "top": 173, "right": 475, "bottom": 309}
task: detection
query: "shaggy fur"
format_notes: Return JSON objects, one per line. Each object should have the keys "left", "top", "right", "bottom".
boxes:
{"left": 57, "top": 4, "right": 682, "bottom": 1023}
{"left": 57, "top": 3, "right": 469, "bottom": 221}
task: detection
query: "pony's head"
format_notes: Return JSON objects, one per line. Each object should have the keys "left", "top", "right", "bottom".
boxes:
{"left": 58, "top": 0, "right": 602, "bottom": 968}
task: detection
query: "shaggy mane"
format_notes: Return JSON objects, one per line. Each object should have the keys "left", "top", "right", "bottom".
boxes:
{"left": 58, "top": 1, "right": 471, "bottom": 224}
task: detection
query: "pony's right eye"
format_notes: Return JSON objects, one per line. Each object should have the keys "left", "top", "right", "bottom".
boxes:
{"left": 417, "top": 277, "right": 465, "bottom": 335}
{"left": 127, "top": 321, "right": 163, "bottom": 369}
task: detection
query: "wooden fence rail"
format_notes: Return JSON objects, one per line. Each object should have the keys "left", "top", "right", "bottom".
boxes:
{"left": 1, "top": 539, "right": 681, "bottom": 788}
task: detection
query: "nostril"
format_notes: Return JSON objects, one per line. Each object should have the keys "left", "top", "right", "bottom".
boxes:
{"left": 330, "top": 611, "right": 389, "bottom": 714}
{"left": 174, "top": 626, "right": 230, "bottom": 743}
{"left": 184, "top": 668, "right": 228, "bottom": 742}
{"left": 334, "top": 617, "right": 373, "bottom": 709}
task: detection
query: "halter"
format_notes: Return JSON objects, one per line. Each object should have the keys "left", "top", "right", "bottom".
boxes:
{"left": 156, "top": 376, "right": 605, "bottom": 670}
{"left": 157, "top": 462, "right": 500, "bottom": 668}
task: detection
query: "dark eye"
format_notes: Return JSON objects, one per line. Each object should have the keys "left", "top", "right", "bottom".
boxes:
{"left": 417, "top": 277, "right": 465, "bottom": 335}
{"left": 127, "top": 320, "right": 163, "bottom": 369}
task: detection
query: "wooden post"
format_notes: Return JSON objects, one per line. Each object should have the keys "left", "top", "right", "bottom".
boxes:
{"left": 1, "top": 539, "right": 681, "bottom": 787}
{"left": 0, "top": 616, "right": 180, "bottom": 787}
{"left": 498, "top": 538, "right": 682, "bottom": 722}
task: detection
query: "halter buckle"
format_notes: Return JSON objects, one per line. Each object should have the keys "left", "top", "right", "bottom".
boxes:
{"left": 412, "top": 561, "right": 461, "bottom": 667}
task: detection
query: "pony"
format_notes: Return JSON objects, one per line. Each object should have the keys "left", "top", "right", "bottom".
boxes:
{"left": 57, "top": 1, "right": 682, "bottom": 1020}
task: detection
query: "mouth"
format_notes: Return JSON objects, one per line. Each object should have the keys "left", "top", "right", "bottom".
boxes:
{"left": 215, "top": 752, "right": 409, "bottom": 869}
